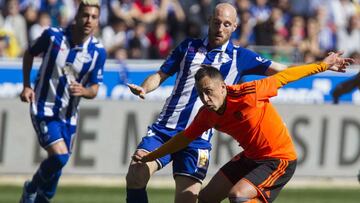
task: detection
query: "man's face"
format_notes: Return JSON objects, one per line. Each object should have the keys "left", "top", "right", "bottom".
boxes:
{"left": 196, "top": 76, "right": 227, "bottom": 112}
{"left": 208, "top": 6, "right": 237, "bottom": 47}
{"left": 76, "top": 6, "right": 100, "bottom": 36}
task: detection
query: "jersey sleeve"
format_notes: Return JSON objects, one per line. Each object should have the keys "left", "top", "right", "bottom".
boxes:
{"left": 183, "top": 107, "right": 213, "bottom": 139}
{"left": 28, "top": 28, "right": 51, "bottom": 56}
{"left": 160, "top": 38, "right": 191, "bottom": 76}
{"left": 87, "top": 48, "right": 107, "bottom": 85}
{"left": 255, "top": 77, "right": 279, "bottom": 100}
{"left": 237, "top": 48, "right": 272, "bottom": 76}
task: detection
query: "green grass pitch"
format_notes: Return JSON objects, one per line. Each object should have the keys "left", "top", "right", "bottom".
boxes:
{"left": 1, "top": 185, "right": 359, "bottom": 203}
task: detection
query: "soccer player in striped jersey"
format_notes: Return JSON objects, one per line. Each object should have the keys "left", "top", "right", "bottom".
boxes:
{"left": 135, "top": 52, "right": 353, "bottom": 203}
{"left": 19, "top": 1, "right": 106, "bottom": 202}
{"left": 126, "top": 3, "right": 288, "bottom": 203}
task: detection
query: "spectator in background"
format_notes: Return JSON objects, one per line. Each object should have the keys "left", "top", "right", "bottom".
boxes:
{"left": 61, "top": 0, "right": 77, "bottom": 25}
{"left": 254, "top": 6, "right": 287, "bottom": 46}
{"left": 299, "top": 18, "right": 323, "bottom": 59}
{"left": 231, "top": 9, "right": 255, "bottom": 46}
{"left": 336, "top": 14, "right": 360, "bottom": 56}
{"left": 131, "top": 0, "right": 159, "bottom": 25}
{"left": 329, "top": 0, "right": 357, "bottom": 29}
{"left": 114, "top": 47, "right": 130, "bottom": 85}
{"left": 289, "top": 0, "right": 325, "bottom": 17}
{"left": 288, "top": 16, "right": 306, "bottom": 48}
{"left": 0, "top": 29, "right": 21, "bottom": 58}
{"left": 29, "top": 12, "right": 51, "bottom": 42}
{"left": 23, "top": 5, "right": 39, "bottom": 38}
{"left": 39, "top": 0, "right": 65, "bottom": 27}
{"left": 2, "top": 0, "right": 28, "bottom": 55}
{"left": 108, "top": 0, "right": 135, "bottom": 27}
{"left": 147, "top": 20, "right": 172, "bottom": 59}
{"left": 18, "top": 0, "right": 42, "bottom": 12}
{"left": 314, "top": 5, "right": 337, "bottom": 52}
{"left": 250, "top": 0, "right": 271, "bottom": 23}
{"left": 303, "top": 50, "right": 317, "bottom": 63}
{"left": 234, "top": 0, "right": 252, "bottom": 13}
{"left": 127, "top": 21, "right": 150, "bottom": 58}
{"left": 274, "top": 0, "right": 292, "bottom": 26}
{"left": 180, "top": 0, "right": 212, "bottom": 38}
{"left": 159, "top": 0, "right": 186, "bottom": 46}
{"left": 102, "top": 18, "right": 127, "bottom": 57}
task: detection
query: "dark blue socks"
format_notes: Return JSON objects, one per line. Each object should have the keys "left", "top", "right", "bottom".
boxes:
{"left": 26, "top": 154, "right": 69, "bottom": 199}
{"left": 126, "top": 187, "right": 149, "bottom": 203}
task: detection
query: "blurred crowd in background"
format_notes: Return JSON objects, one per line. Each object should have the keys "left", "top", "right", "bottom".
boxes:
{"left": 0, "top": 0, "right": 360, "bottom": 64}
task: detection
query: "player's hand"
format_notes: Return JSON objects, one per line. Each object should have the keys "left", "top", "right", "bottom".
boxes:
{"left": 127, "top": 83, "right": 146, "bottom": 99}
{"left": 132, "top": 154, "right": 150, "bottom": 163}
{"left": 131, "top": 150, "right": 152, "bottom": 163}
{"left": 69, "top": 81, "right": 86, "bottom": 96}
{"left": 324, "top": 51, "right": 354, "bottom": 72}
{"left": 20, "top": 86, "right": 35, "bottom": 103}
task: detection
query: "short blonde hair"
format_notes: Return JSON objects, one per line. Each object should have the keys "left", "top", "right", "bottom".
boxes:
{"left": 78, "top": 0, "right": 100, "bottom": 12}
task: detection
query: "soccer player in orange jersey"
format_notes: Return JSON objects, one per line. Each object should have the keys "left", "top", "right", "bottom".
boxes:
{"left": 133, "top": 52, "right": 353, "bottom": 203}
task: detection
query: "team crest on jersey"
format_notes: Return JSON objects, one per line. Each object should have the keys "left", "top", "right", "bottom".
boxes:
{"left": 197, "top": 149, "right": 209, "bottom": 169}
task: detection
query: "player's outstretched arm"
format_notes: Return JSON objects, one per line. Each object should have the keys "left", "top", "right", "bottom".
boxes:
{"left": 273, "top": 52, "right": 354, "bottom": 88}
{"left": 133, "top": 132, "right": 195, "bottom": 163}
{"left": 127, "top": 70, "right": 169, "bottom": 99}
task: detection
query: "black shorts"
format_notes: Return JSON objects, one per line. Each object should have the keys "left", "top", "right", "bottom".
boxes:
{"left": 220, "top": 153, "right": 297, "bottom": 203}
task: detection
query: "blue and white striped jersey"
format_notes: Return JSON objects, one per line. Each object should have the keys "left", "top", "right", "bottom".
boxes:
{"left": 29, "top": 27, "right": 106, "bottom": 126}
{"left": 151, "top": 38, "right": 272, "bottom": 147}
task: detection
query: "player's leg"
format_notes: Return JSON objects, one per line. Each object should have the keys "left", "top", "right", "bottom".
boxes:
{"left": 174, "top": 176, "right": 202, "bottom": 203}
{"left": 197, "top": 170, "right": 233, "bottom": 203}
{"left": 227, "top": 179, "right": 260, "bottom": 203}
{"left": 126, "top": 149, "right": 159, "bottom": 203}
{"left": 22, "top": 141, "right": 69, "bottom": 203}
{"left": 20, "top": 117, "right": 71, "bottom": 203}
{"left": 172, "top": 147, "right": 210, "bottom": 203}
{"left": 126, "top": 128, "right": 172, "bottom": 203}
{"left": 35, "top": 122, "right": 76, "bottom": 202}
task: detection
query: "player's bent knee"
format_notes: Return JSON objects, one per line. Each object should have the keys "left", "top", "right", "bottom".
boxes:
{"left": 52, "top": 154, "right": 70, "bottom": 169}
{"left": 126, "top": 163, "right": 151, "bottom": 188}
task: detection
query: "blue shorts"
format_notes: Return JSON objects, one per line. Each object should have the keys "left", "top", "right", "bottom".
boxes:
{"left": 137, "top": 127, "right": 211, "bottom": 182}
{"left": 31, "top": 115, "right": 76, "bottom": 152}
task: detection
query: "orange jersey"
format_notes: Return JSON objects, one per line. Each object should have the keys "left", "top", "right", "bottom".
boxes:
{"left": 183, "top": 76, "right": 297, "bottom": 160}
